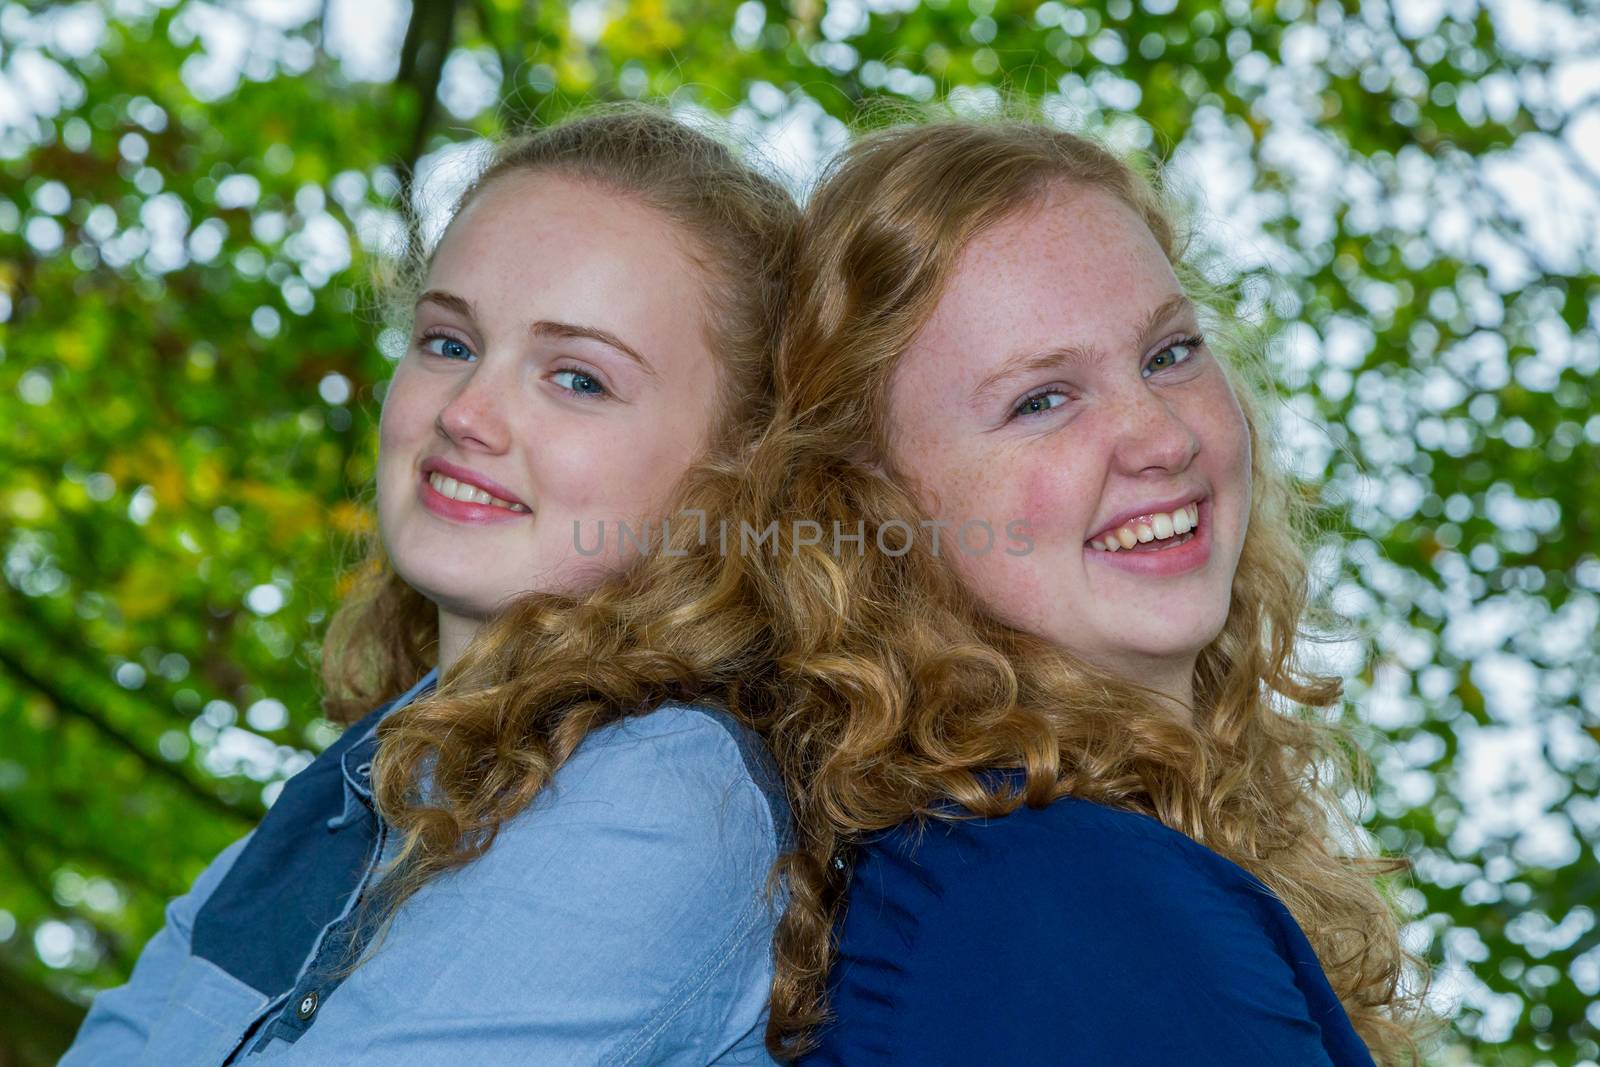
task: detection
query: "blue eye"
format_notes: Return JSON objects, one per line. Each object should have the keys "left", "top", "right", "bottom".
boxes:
{"left": 551, "top": 367, "right": 608, "bottom": 398}
{"left": 1143, "top": 335, "right": 1204, "bottom": 378}
{"left": 421, "top": 333, "right": 474, "bottom": 361}
{"left": 1012, "top": 389, "right": 1068, "bottom": 420}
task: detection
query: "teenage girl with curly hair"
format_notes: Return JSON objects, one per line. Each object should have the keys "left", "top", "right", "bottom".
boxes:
{"left": 761, "top": 116, "right": 1443, "bottom": 1065}
{"left": 62, "top": 105, "right": 798, "bottom": 1065}
{"left": 370, "top": 113, "right": 1446, "bottom": 1063}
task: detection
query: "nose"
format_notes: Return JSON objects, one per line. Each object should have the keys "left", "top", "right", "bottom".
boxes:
{"left": 435, "top": 362, "right": 512, "bottom": 453}
{"left": 1107, "top": 383, "right": 1199, "bottom": 476}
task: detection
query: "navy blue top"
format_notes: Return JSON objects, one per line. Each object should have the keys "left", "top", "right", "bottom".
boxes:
{"left": 803, "top": 787, "right": 1377, "bottom": 1066}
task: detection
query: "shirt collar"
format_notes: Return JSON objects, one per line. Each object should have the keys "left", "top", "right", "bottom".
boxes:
{"left": 379, "top": 666, "right": 440, "bottom": 724}
{"left": 327, "top": 667, "right": 441, "bottom": 828}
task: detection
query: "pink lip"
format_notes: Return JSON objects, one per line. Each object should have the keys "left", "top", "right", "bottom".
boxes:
{"left": 1086, "top": 492, "right": 1206, "bottom": 545}
{"left": 1085, "top": 497, "right": 1212, "bottom": 578}
{"left": 418, "top": 457, "right": 530, "bottom": 526}
{"left": 420, "top": 457, "right": 527, "bottom": 505}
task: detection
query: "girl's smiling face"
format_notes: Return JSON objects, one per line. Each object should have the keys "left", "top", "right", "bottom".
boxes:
{"left": 884, "top": 183, "right": 1253, "bottom": 702}
{"left": 376, "top": 171, "right": 722, "bottom": 648}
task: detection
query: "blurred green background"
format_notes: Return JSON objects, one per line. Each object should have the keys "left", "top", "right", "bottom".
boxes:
{"left": 1, "top": 0, "right": 1597, "bottom": 1063}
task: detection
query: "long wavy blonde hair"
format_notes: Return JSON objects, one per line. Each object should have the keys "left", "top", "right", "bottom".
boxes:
{"left": 750, "top": 117, "right": 1444, "bottom": 1061}
{"left": 344, "top": 111, "right": 1440, "bottom": 1063}
{"left": 320, "top": 103, "right": 800, "bottom": 961}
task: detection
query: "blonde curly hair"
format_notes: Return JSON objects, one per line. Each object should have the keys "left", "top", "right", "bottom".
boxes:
{"left": 316, "top": 103, "right": 800, "bottom": 981}
{"left": 751, "top": 116, "right": 1443, "bottom": 1062}
{"left": 340, "top": 109, "right": 1442, "bottom": 1064}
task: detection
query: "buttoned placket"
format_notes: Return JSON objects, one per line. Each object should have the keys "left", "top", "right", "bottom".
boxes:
{"left": 238, "top": 725, "right": 391, "bottom": 1058}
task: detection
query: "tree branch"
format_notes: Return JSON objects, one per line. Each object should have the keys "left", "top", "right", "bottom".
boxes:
{"left": 0, "top": 641, "right": 260, "bottom": 825}
{"left": 0, "top": 800, "right": 175, "bottom": 899}
{"left": 397, "top": 0, "right": 463, "bottom": 173}
{"left": 0, "top": 804, "right": 133, "bottom": 973}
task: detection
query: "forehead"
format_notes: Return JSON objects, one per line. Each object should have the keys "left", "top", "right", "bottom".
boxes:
{"left": 900, "top": 185, "right": 1182, "bottom": 390}
{"left": 424, "top": 170, "right": 708, "bottom": 334}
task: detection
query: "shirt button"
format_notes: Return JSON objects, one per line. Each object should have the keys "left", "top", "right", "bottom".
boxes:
{"left": 296, "top": 991, "right": 319, "bottom": 1020}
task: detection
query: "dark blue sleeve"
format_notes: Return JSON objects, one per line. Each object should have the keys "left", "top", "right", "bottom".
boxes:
{"left": 802, "top": 798, "right": 1376, "bottom": 1066}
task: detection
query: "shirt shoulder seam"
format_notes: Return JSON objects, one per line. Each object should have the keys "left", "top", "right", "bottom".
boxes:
{"left": 599, "top": 843, "right": 770, "bottom": 1066}
{"left": 631, "top": 700, "right": 792, "bottom": 851}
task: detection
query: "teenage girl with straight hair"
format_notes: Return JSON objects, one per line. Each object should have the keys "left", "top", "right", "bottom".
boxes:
{"left": 62, "top": 104, "right": 799, "bottom": 1065}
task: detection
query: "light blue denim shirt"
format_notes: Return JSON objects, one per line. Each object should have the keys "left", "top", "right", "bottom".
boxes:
{"left": 61, "top": 668, "right": 792, "bottom": 1065}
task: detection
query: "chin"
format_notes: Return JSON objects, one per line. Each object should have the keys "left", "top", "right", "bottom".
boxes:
{"left": 1106, "top": 628, "right": 1224, "bottom": 672}
{"left": 392, "top": 558, "right": 497, "bottom": 613}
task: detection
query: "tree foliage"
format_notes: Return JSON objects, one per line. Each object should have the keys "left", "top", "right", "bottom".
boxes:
{"left": 1, "top": 0, "right": 1596, "bottom": 1063}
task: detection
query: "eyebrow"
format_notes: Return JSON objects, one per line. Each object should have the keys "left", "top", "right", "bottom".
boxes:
{"left": 530, "top": 321, "right": 656, "bottom": 377}
{"left": 417, "top": 289, "right": 475, "bottom": 319}
{"left": 969, "top": 293, "right": 1198, "bottom": 405}
{"left": 415, "top": 289, "right": 656, "bottom": 377}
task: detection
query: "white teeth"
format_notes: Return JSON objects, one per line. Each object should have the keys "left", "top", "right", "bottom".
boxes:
{"left": 428, "top": 471, "right": 528, "bottom": 512}
{"left": 1089, "top": 501, "right": 1202, "bottom": 552}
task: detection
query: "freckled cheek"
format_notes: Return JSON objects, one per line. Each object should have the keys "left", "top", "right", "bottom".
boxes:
{"left": 1202, "top": 382, "right": 1254, "bottom": 521}
{"left": 922, "top": 460, "right": 1000, "bottom": 523}
{"left": 529, "top": 424, "right": 696, "bottom": 515}
{"left": 1012, "top": 455, "right": 1096, "bottom": 546}
{"left": 1229, "top": 415, "right": 1255, "bottom": 545}
{"left": 373, "top": 383, "right": 435, "bottom": 554}
{"left": 1228, "top": 396, "right": 1253, "bottom": 480}
{"left": 974, "top": 469, "right": 1074, "bottom": 633}
{"left": 935, "top": 454, "right": 1081, "bottom": 634}
{"left": 376, "top": 370, "right": 436, "bottom": 454}
{"left": 375, "top": 388, "right": 432, "bottom": 498}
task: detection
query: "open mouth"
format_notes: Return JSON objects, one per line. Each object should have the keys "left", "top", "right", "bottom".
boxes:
{"left": 1103, "top": 528, "right": 1197, "bottom": 553}
{"left": 424, "top": 470, "right": 530, "bottom": 513}
{"left": 416, "top": 460, "right": 533, "bottom": 526}
{"left": 1087, "top": 501, "right": 1200, "bottom": 554}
